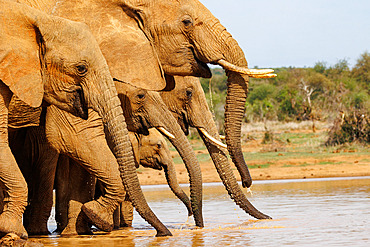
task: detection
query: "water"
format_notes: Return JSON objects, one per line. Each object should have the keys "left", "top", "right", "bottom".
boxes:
{"left": 37, "top": 177, "right": 370, "bottom": 246}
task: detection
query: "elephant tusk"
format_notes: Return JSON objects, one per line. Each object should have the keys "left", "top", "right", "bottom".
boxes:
{"left": 199, "top": 128, "right": 227, "bottom": 149}
{"left": 217, "top": 59, "right": 277, "bottom": 78}
{"left": 157, "top": 127, "right": 175, "bottom": 139}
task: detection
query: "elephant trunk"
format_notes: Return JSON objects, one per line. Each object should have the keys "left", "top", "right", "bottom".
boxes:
{"left": 150, "top": 100, "right": 203, "bottom": 227}
{"left": 224, "top": 71, "right": 253, "bottom": 188}
{"left": 213, "top": 23, "right": 254, "bottom": 189}
{"left": 194, "top": 15, "right": 254, "bottom": 188}
{"left": 197, "top": 125, "right": 271, "bottom": 220}
{"left": 91, "top": 82, "right": 172, "bottom": 236}
{"left": 162, "top": 129, "right": 203, "bottom": 226}
{"left": 163, "top": 162, "right": 193, "bottom": 217}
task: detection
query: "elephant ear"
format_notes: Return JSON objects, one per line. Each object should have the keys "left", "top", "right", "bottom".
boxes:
{"left": 98, "top": 11, "right": 166, "bottom": 91}
{"left": 8, "top": 95, "right": 42, "bottom": 128}
{"left": 0, "top": 16, "right": 43, "bottom": 108}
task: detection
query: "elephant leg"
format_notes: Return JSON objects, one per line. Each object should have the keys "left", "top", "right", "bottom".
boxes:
{"left": 55, "top": 155, "right": 70, "bottom": 233}
{"left": 46, "top": 106, "right": 125, "bottom": 232}
{"left": 113, "top": 205, "right": 120, "bottom": 229}
{"left": 0, "top": 85, "right": 28, "bottom": 239}
{"left": 96, "top": 182, "right": 131, "bottom": 229}
{"left": 19, "top": 126, "right": 59, "bottom": 235}
{"left": 61, "top": 158, "right": 96, "bottom": 236}
{"left": 120, "top": 193, "right": 134, "bottom": 228}
{"left": 62, "top": 200, "right": 92, "bottom": 236}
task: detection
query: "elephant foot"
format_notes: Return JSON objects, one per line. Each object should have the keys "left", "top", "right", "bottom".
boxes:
{"left": 26, "top": 223, "right": 50, "bottom": 236}
{"left": 81, "top": 200, "right": 113, "bottom": 232}
{"left": 113, "top": 207, "right": 120, "bottom": 230}
{"left": 0, "top": 233, "right": 43, "bottom": 247}
{"left": 61, "top": 224, "right": 92, "bottom": 236}
{"left": 61, "top": 214, "right": 92, "bottom": 236}
{"left": 61, "top": 200, "right": 92, "bottom": 236}
{"left": 0, "top": 213, "right": 28, "bottom": 240}
{"left": 27, "top": 229, "right": 50, "bottom": 236}
{"left": 120, "top": 200, "right": 133, "bottom": 228}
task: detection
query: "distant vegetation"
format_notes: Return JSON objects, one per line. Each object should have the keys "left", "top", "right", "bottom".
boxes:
{"left": 200, "top": 51, "right": 370, "bottom": 135}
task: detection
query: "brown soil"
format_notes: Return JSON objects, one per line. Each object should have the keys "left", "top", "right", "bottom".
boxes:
{"left": 137, "top": 157, "right": 370, "bottom": 186}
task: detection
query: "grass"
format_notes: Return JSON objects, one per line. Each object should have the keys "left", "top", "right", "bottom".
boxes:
{"left": 173, "top": 153, "right": 211, "bottom": 164}
{"left": 248, "top": 163, "right": 272, "bottom": 169}
{"left": 168, "top": 121, "right": 370, "bottom": 168}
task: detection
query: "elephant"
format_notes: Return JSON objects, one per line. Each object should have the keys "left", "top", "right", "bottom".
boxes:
{"left": 0, "top": 0, "right": 139, "bottom": 239}
{"left": 1, "top": 0, "right": 176, "bottom": 238}
{"left": 129, "top": 129, "right": 192, "bottom": 217}
{"left": 161, "top": 76, "right": 271, "bottom": 219}
{"left": 119, "top": 128, "right": 193, "bottom": 227}
{"left": 21, "top": 0, "right": 275, "bottom": 190}
{"left": 110, "top": 0, "right": 276, "bottom": 189}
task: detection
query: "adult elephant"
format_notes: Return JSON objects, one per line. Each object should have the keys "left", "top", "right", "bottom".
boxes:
{"left": 115, "top": 0, "right": 276, "bottom": 189}
{"left": 30, "top": 0, "right": 275, "bottom": 189}
{"left": 0, "top": 0, "right": 142, "bottom": 239}
{"left": 161, "top": 76, "right": 271, "bottom": 219}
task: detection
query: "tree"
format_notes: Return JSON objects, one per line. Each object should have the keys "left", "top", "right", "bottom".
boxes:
{"left": 352, "top": 51, "right": 370, "bottom": 84}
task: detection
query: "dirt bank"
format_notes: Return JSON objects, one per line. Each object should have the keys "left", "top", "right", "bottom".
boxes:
{"left": 137, "top": 126, "right": 370, "bottom": 185}
{"left": 137, "top": 157, "right": 370, "bottom": 185}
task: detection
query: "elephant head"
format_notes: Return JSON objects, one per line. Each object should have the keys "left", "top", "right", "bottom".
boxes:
{"left": 116, "top": 81, "right": 204, "bottom": 227}
{"left": 129, "top": 129, "right": 192, "bottom": 216}
{"left": 0, "top": 1, "right": 172, "bottom": 237}
{"left": 0, "top": 1, "right": 91, "bottom": 118}
{"left": 118, "top": 0, "right": 276, "bottom": 187}
{"left": 160, "top": 76, "right": 271, "bottom": 219}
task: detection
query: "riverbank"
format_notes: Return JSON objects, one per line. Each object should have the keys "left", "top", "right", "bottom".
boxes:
{"left": 137, "top": 122, "right": 370, "bottom": 185}
{"left": 137, "top": 157, "right": 370, "bottom": 185}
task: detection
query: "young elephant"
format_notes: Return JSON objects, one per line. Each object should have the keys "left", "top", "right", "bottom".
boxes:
{"left": 0, "top": 0, "right": 142, "bottom": 238}
{"left": 120, "top": 129, "right": 192, "bottom": 227}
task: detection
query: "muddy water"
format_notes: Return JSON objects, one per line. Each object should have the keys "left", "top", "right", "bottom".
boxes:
{"left": 36, "top": 177, "right": 370, "bottom": 246}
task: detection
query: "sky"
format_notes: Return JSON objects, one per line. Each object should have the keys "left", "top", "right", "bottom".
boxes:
{"left": 200, "top": 0, "right": 370, "bottom": 68}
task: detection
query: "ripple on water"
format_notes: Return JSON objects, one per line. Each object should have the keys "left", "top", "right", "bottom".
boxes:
{"left": 39, "top": 177, "right": 370, "bottom": 246}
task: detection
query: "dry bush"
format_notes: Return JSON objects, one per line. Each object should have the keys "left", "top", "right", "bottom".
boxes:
{"left": 326, "top": 112, "right": 370, "bottom": 146}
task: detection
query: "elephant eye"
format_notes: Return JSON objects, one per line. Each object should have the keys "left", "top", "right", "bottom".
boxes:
{"left": 137, "top": 93, "right": 145, "bottom": 99}
{"left": 182, "top": 16, "right": 193, "bottom": 27}
{"left": 186, "top": 88, "right": 193, "bottom": 98}
{"left": 156, "top": 143, "right": 162, "bottom": 149}
{"left": 76, "top": 64, "right": 88, "bottom": 75}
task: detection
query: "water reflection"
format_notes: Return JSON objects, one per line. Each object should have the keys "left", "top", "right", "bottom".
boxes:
{"left": 38, "top": 177, "right": 370, "bottom": 246}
